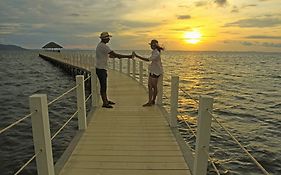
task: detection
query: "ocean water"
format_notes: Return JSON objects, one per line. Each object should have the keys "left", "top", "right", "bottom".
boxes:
{"left": 159, "top": 51, "right": 281, "bottom": 175}
{"left": 0, "top": 50, "right": 280, "bottom": 174}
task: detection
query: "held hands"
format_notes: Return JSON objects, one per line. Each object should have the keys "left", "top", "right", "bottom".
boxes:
{"left": 128, "top": 51, "right": 135, "bottom": 59}
{"left": 132, "top": 51, "right": 138, "bottom": 59}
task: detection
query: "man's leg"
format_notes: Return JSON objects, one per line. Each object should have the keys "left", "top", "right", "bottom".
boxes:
{"left": 96, "top": 69, "right": 112, "bottom": 108}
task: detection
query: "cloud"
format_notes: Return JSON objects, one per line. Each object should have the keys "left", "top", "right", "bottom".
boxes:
{"left": 178, "top": 5, "right": 189, "bottom": 8}
{"left": 231, "top": 6, "right": 239, "bottom": 13}
{"left": 69, "top": 13, "right": 80, "bottom": 17}
{"left": 261, "top": 42, "right": 281, "bottom": 47}
{"left": 245, "top": 41, "right": 281, "bottom": 48}
{"left": 177, "top": 15, "right": 191, "bottom": 20}
{"left": 194, "top": 0, "right": 227, "bottom": 7}
{"left": 224, "top": 40, "right": 281, "bottom": 48}
{"left": 195, "top": 1, "right": 208, "bottom": 7}
{"left": 245, "top": 35, "right": 281, "bottom": 40}
{"left": 231, "top": 4, "right": 258, "bottom": 13}
{"left": 170, "top": 27, "right": 192, "bottom": 31}
{"left": 214, "top": 0, "right": 228, "bottom": 7}
{"left": 240, "top": 41, "right": 254, "bottom": 46}
{"left": 0, "top": 23, "right": 22, "bottom": 34}
{"left": 224, "top": 17, "right": 281, "bottom": 28}
{"left": 222, "top": 40, "right": 281, "bottom": 48}
{"left": 242, "top": 4, "right": 257, "bottom": 8}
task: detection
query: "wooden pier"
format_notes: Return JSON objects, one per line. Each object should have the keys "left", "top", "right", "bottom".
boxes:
{"left": 58, "top": 70, "right": 191, "bottom": 175}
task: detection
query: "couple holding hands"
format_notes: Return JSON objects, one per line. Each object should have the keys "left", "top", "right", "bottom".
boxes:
{"left": 96, "top": 32, "right": 164, "bottom": 108}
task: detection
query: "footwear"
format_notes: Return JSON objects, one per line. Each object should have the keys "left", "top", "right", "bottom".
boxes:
{"left": 102, "top": 104, "right": 113, "bottom": 108}
{"left": 151, "top": 101, "right": 155, "bottom": 105}
{"left": 108, "top": 100, "right": 115, "bottom": 105}
{"left": 142, "top": 102, "right": 152, "bottom": 107}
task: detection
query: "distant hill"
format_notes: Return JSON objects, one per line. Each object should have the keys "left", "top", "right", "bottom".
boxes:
{"left": 0, "top": 44, "right": 27, "bottom": 50}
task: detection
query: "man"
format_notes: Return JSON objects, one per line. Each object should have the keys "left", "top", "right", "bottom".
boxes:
{"left": 95, "top": 32, "right": 133, "bottom": 108}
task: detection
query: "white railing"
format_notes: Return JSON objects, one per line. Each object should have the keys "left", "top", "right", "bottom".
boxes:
{"left": 1, "top": 67, "right": 95, "bottom": 174}
{"left": 174, "top": 81, "right": 269, "bottom": 175}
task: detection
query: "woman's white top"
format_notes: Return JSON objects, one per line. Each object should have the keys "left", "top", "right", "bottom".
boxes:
{"left": 148, "top": 49, "right": 163, "bottom": 76}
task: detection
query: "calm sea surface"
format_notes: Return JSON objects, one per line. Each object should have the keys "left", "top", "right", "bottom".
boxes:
{"left": 0, "top": 50, "right": 280, "bottom": 174}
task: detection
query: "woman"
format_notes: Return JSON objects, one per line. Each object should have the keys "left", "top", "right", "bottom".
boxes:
{"left": 133, "top": 39, "right": 164, "bottom": 107}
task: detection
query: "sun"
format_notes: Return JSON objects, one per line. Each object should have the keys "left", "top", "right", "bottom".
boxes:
{"left": 184, "top": 31, "right": 202, "bottom": 44}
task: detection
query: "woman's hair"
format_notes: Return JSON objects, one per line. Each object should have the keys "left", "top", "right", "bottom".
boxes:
{"left": 150, "top": 39, "right": 164, "bottom": 52}
{"left": 156, "top": 45, "right": 164, "bottom": 52}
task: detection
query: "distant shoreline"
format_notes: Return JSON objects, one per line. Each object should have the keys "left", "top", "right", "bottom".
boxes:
{"left": 0, "top": 44, "right": 27, "bottom": 51}
{"left": 1, "top": 44, "right": 280, "bottom": 54}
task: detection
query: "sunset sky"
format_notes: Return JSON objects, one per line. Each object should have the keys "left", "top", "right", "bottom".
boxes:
{"left": 1, "top": 0, "right": 281, "bottom": 52}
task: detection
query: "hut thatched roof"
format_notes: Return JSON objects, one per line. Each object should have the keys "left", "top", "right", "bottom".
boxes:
{"left": 42, "top": 42, "right": 63, "bottom": 49}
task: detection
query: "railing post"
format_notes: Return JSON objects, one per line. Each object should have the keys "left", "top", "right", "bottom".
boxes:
{"left": 112, "top": 58, "right": 115, "bottom": 70}
{"left": 127, "top": 58, "right": 130, "bottom": 76}
{"left": 78, "top": 53, "right": 81, "bottom": 67}
{"left": 170, "top": 76, "right": 179, "bottom": 127}
{"left": 156, "top": 74, "right": 163, "bottom": 105}
{"left": 91, "top": 68, "right": 99, "bottom": 107}
{"left": 29, "top": 94, "right": 55, "bottom": 175}
{"left": 139, "top": 61, "right": 143, "bottom": 85}
{"left": 193, "top": 95, "right": 213, "bottom": 175}
{"left": 72, "top": 56, "right": 74, "bottom": 66}
{"left": 86, "top": 54, "right": 90, "bottom": 70}
{"left": 76, "top": 75, "right": 87, "bottom": 130}
{"left": 80, "top": 53, "right": 82, "bottom": 67}
{"left": 132, "top": 59, "right": 136, "bottom": 79}
{"left": 119, "top": 59, "right": 122, "bottom": 73}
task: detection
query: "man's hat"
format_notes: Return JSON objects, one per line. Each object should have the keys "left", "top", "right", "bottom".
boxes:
{"left": 99, "top": 32, "right": 112, "bottom": 39}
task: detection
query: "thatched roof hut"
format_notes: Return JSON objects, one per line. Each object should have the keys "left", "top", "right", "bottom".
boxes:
{"left": 42, "top": 42, "right": 63, "bottom": 51}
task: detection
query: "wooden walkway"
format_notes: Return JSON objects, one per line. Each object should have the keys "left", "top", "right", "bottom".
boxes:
{"left": 58, "top": 70, "right": 191, "bottom": 175}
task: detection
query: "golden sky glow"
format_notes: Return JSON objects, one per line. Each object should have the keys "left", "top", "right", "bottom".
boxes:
{"left": 1, "top": 0, "right": 281, "bottom": 52}
{"left": 184, "top": 30, "right": 202, "bottom": 44}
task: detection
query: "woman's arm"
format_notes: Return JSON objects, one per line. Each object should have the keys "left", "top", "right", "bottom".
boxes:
{"left": 133, "top": 51, "right": 149, "bottom": 62}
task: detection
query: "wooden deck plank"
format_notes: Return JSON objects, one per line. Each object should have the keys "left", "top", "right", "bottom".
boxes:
{"left": 74, "top": 145, "right": 181, "bottom": 151}
{"left": 59, "top": 69, "right": 191, "bottom": 175}
{"left": 64, "top": 155, "right": 186, "bottom": 162}
{"left": 60, "top": 169, "right": 190, "bottom": 175}
{"left": 64, "top": 161, "right": 188, "bottom": 170}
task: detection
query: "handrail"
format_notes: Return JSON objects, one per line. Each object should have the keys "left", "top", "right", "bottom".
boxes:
{"left": 85, "top": 94, "right": 92, "bottom": 103}
{"left": 178, "top": 113, "right": 197, "bottom": 137}
{"left": 0, "top": 111, "right": 36, "bottom": 134}
{"left": 4, "top": 53, "right": 92, "bottom": 174}
{"left": 14, "top": 150, "right": 41, "bottom": 175}
{"left": 1, "top": 79, "right": 84, "bottom": 135}
{"left": 48, "top": 85, "right": 79, "bottom": 106}
{"left": 162, "top": 92, "right": 220, "bottom": 174}
{"left": 203, "top": 148, "right": 221, "bottom": 175}
{"left": 177, "top": 112, "right": 220, "bottom": 175}
{"left": 178, "top": 85, "right": 270, "bottom": 175}
{"left": 207, "top": 110, "right": 270, "bottom": 175}
{"left": 2, "top": 76, "right": 85, "bottom": 174}
{"left": 179, "top": 86, "right": 199, "bottom": 105}
{"left": 84, "top": 75, "right": 91, "bottom": 82}
{"left": 51, "top": 111, "right": 78, "bottom": 141}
